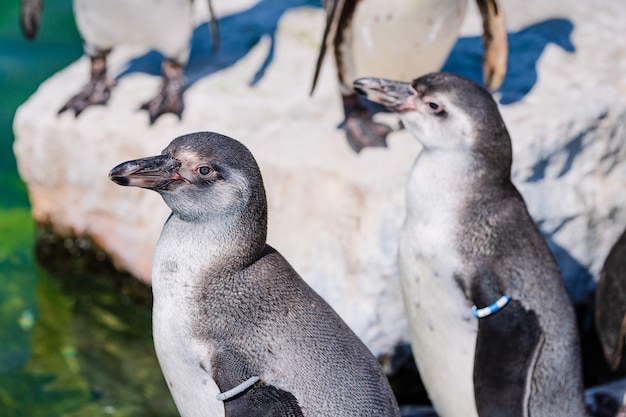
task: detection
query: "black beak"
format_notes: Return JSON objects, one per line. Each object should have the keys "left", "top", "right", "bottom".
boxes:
{"left": 109, "top": 154, "right": 187, "bottom": 190}
{"left": 353, "top": 77, "right": 415, "bottom": 111}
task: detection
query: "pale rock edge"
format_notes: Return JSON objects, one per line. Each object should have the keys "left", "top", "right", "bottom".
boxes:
{"left": 13, "top": 0, "right": 626, "bottom": 373}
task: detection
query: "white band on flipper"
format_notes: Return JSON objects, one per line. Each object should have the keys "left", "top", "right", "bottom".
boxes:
{"left": 216, "top": 376, "right": 261, "bottom": 401}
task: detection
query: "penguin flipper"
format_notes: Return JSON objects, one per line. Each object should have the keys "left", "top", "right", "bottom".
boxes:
{"left": 475, "top": 0, "right": 508, "bottom": 90}
{"left": 20, "top": 0, "right": 43, "bottom": 40}
{"left": 223, "top": 383, "right": 304, "bottom": 417}
{"left": 471, "top": 282, "right": 543, "bottom": 417}
{"left": 213, "top": 349, "right": 304, "bottom": 417}
{"left": 206, "top": 0, "right": 220, "bottom": 53}
{"left": 310, "top": 0, "right": 346, "bottom": 95}
{"left": 595, "top": 229, "right": 626, "bottom": 371}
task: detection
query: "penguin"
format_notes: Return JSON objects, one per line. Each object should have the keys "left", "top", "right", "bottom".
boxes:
{"left": 595, "top": 226, "right": 626, "bottom": 372}
{"left": 19, "top": 0, "right": 219, "bottom": 123}
{"left": 353, "top": 73, "right": 588, "bottom": 417}
{"left": 311, "top": 0, "right": 507, "bottom": 153}
{"left": 108, "top": 132, "right": 401, "bottom": 417}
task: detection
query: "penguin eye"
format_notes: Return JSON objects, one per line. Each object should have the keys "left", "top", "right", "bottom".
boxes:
{"left": 424, "top": 97, "right": 444, "bottom": 114}
{"left": 197, "top": 166, "right": 212, "bottom": 176}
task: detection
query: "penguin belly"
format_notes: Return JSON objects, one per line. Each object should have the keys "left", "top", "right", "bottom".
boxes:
{"left": 152, "top": 302, "right": 225, "bottom": 417}
{"left": 397, "top": 156, "right": 480, "bottom": 417}
{"left": 398, "top": 222, "right": 479, "bottom": 417}
{"left": 350, "top": 0, "right": 468, "bottom": 81}
{"left": 73, "top": 0, "right": 193, "bottom": 61}
{"left": 151, "top": 254, "right": 225, "bottom": 417}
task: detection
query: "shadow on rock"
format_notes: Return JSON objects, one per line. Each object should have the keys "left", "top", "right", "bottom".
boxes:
{"left": 443, "top": 17, "right": 575, "bottom": 105}
{"left": 117, "top": 0, "right": 322, "bottom": 89}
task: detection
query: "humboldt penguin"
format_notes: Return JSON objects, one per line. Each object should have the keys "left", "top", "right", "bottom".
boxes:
{"left": 595, "top": 227, "right": 626, "bottom": 372}
{"left": 311, "top": 0, "right": 507, "bottom": 153}
{"left": 20, "top": 0, "right": 219, "bottom": 123}
{"left": 354, "top": 73, "right": 588, "bottom": 417}
{"left": 108, "top": 132, "right": 401, "bottom": 417}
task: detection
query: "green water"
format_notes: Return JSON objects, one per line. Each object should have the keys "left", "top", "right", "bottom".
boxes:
{"left": 0, "top": 2, "right": 178, "bottom": 416}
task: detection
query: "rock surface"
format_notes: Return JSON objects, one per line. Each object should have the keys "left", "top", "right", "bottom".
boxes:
{"left": 13, "top": 0, "right": 626, "bottom": 363}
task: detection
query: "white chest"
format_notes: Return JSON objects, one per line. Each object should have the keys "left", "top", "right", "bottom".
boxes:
{"left": 151, "top": 269, "right": 225, "bottom": 417}
{"left": 398, "top": 154, "right": 479, "bottom": 417}
{"left": 350, "top": 0, "right": 468, "bottom": 80}
{"left": 150, "top": 221, "right": 226, "bottom": 417}
{"left": 73, "top": 0, "right": 194, "bottom": 59}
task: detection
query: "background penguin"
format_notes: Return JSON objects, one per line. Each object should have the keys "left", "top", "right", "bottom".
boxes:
{"left": 310, "top": 0, "right": 508, "bottom": 153}
{"left": 353, "top": 73, "right": 588, "bottom": 417}
{"left": 595, "top": 227, "right": 626, "bottom": 372}
{"left": 108, "top": 132, "right": 401, "bottom": 417}
{"left": 19, "top": 0, "right": 219, "bottom": 123}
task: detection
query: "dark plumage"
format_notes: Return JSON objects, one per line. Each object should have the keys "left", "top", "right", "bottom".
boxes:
{"left": 595, "top": 227, "right": 626, "bottom": 371}
{"left": 109, "top": 132, "right": 400, "bottom": 417}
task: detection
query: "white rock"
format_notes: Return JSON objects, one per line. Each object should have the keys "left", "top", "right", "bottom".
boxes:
{"left": 13, "top": 1, "right": 626, "bottom": 358}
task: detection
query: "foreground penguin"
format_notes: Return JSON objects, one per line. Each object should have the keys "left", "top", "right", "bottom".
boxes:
{"left": 595, "top": 227, "right": 626, "bottom": 372}
{"left": 20, "top": 0, "right": 218, "bottom": 123}
{"left": 354, "top": 73, "right": 588, "bottom": 417}
{"left": 311, "top": 0, "right": 507, "bottom": 153}
{"left": 108, "top": 132, "right": 400, "bottom": 417}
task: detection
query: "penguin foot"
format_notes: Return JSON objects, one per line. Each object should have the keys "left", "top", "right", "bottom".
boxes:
{"left": 344, "top": 115, "right": 392, "bottom": 153}
{"left": 58, "top": 78, "right": 114, "bottom": 117}
{"left": 140, "top": 89, "right": 184, "bottom": 124}
{"left": 141, "top": 58, "right": 185, "bottom": 124}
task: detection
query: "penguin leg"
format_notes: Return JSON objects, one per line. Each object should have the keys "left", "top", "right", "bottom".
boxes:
{"left": 20, "top": 0, "right": 43, "bottom": 40}
{"left": 59, "top": 51, "right": 115, "bottom": 116}
{"left": 475, "top": 0, "right": 508, "bottom": 90}
{"left": 342, "top": 93, "right": 392, "bottom": 153}
{"left": 140, "top": 58, "right": 185, "bottom": 124}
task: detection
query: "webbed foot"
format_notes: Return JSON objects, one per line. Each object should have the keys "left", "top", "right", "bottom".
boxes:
{"left": 342, "top": 93, "right": 392, "bottom": 153}
{"left": 59, "top": 54, "right": 114, "bottom": 116}
{"left": 141, "top": 58, "right": 185, "bottom": 124}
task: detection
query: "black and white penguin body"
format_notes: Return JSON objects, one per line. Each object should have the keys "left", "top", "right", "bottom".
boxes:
{"left": 354, "top": 73, "right": 588, "bottom": 417}
{"left": 108, "top": 132, "right": 400, "bottom": 417}
{"left": 312, "top": 0, "right": 507, "bottom": 153}
{"left": 20, "top": 0, "right": 218, "bottom": 123}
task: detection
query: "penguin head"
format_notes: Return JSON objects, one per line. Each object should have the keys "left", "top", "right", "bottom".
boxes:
{"left": 354, "top": 73, "right": 511, "bottom": 159}
{"left": 109, "top": 132, "right": 267, "bottom": 225}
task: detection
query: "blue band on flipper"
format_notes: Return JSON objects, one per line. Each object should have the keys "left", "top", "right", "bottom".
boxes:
{"left": 472, "top": 294, "right": 511, "bottom": 318}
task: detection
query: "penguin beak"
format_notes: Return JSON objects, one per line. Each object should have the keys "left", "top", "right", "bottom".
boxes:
{"left": 109, "top": 154, "right": 189, "bottom": 190}
{"left": 353, "top": 77, "right": 416, "bottom": 112}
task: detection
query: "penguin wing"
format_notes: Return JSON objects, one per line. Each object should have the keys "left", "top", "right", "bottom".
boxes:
{"left": 206, "top": 0, "right": 220, "bottom": 53}
{"left": 474, "top": 0, "right": 508, "bottom": 90}
{"left": 310, "top": 0, "right": 346, "bottom": 95}
{"left": 595, "top": 229, "right": 626, "bottom": 371}
{"left": 213, "top": 349, "right": 305, "bottom": 417}
{"left": 470, "top": 273, "right": 543, "bottom": 417}
{"left": 20, "top": 0, "right": 43, "bottom": 40}
{"left": 223, "top": 383, "right": 304, "bottom": 417}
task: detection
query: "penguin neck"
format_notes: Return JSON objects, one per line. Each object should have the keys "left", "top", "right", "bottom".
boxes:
{"left": 408, "top": 149, "right": 471, "bottom": 204}
{"left": 406, "top": 147, "right": 508, "bottom": 222}
{"left": 152, "top": 210, "right": 266, "bottom": 291}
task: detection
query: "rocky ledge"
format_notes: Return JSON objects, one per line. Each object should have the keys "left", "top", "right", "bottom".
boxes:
{"left": 12, "top": 0, "right": 626, "bottom": 381}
